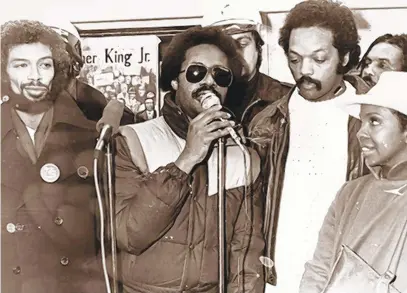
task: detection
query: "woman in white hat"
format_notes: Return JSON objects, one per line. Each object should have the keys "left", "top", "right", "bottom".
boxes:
{"left": 300, "top": 71, "right": 407, "bottom": 293}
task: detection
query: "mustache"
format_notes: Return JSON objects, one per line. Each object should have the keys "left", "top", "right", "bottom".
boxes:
{"left": 191, "top": 84, "right": 221, "bottom": 100}
{"left": 296, "top": 76, "right": 322, "bottom": 91}
{"left": 21, "top": 81, "right": 50, "bottom": 90}
{"left": 362, "top": 75, "right": 375, "bottom": 85}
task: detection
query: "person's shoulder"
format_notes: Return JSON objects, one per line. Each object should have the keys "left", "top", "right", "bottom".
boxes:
{"left": 248, "top": 91, "right": 290, "bottom": 138}
{"left": 260, "top": 73, "right": 293, "bottom": 87}
{"left": 76, "top": 80, "right": 107, "bottom": 102}
{"left": 344, "top": 74, "right": 371, "bottom": 95}
{"left": 117, "top": 124, "right": 149, "bottom": 172}
{"left": 136, "top": 110, "right": 146, "bottom": 117}
{"left": 346, "top": 173, "right": 374, "bottom": 187}
{"left": 336, "top": 174, "right": 375, "bottom": 204}
{"left": 258, "top": 73, "right": 294, "bottom": 97}
{"left": 326, "top": 174, "right": 374, "bottom": 215}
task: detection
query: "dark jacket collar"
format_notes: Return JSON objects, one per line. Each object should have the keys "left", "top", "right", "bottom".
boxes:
{"left": 52, "top": 90, "right": 96, "bottom": 130}
{"left": 275, "top": 87, "right": 294, "bottom": 119}
{"left": 161, "top": 92, "right": 189, "bottom": 139}
{"left": 256, "top": 72, "right": 293, "bottom": 103}
{"left": 2, "top": 90, "right": 95, "bottom": 140}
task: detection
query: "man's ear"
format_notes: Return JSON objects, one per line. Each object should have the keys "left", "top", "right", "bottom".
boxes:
{"left": 171, "top": 80, "right": 178, "bottom": 91}
{"left": 342, "top": 52, "right": 350, "bottom": 67}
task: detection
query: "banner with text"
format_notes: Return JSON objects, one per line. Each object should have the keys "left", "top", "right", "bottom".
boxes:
{"left": 79, "top": 35, "right": 161, "bottom": 122}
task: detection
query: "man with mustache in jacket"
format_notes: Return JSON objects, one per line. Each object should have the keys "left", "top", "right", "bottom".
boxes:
{"left": 249, "top": 1, "right": 368, "bottom": 292}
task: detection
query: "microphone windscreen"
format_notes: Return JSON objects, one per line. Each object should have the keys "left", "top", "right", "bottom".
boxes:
{"left": 201, "top": 93, "right": 221, "bottom": 110}
{"left": 96, "top": 99, "right": 125, "bottom": 133}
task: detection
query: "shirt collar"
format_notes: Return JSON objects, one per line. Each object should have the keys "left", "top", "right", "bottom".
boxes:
{"left": 276, "top": 80, "right": 351, "bottom": 119}
{"left": 368, "top": 160, "right": 407, "bottom": 181}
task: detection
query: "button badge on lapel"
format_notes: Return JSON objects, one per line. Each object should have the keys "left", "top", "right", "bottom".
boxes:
{"left": 6, "top": 223, "right": 16, "bottom": 233}
{"left": 40, "top": 163, "right": 60, "bottom": 183}
{"left": 1, "top": 95, "right": 10, "bottom": 105}
{"left": 77, "top": 166, "right": 89, "bottom": 179}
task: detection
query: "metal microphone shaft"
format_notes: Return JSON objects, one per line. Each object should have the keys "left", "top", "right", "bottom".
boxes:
{"left": 200, "top": 92, "right": 228, "bottom": 293}
{"left": 217, "top": 137, "right": 226, "bottom": 293}
{"left": 95, "top": 125, "right": 113, "bottom": 152}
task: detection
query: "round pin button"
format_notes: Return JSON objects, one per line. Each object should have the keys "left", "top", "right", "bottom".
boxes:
{"left": 12, "top": 266, "right": 21, "bottom": 275}
{"left": 60, "top": 257, "right": 69, "bottom": 266}
{"left": 54, "top": 217, "right": 64, "bottom": 226}
{"left": 40, "top": 163, "right": 60, "bottom": 183}
{"left": 6, "top": 223, "right": 16, "bottom": 233}
{"left": 77, "top": 166, "right": 89, "bottom": 179}
{"left": 2, "top": 95, "right": 10, "bottom": 103}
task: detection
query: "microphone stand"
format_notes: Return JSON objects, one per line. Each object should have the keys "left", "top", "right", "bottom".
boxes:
{"left": 217, "top": 137, "right": 227, "bottom": 293}
{"left": 94, "top": 136, "right": 118, "bottom": 293}
{"left": 106, "top": 143, "right": 118, "bottom": 293}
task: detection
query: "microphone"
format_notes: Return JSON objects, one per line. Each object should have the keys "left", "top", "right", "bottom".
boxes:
{"left": 95, "top": 99, "right": 125, "bottom": 152}
{"left": 200, "top": 91, "right": 242, "bottom": 145}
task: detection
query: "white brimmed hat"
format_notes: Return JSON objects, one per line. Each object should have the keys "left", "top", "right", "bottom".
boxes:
{"left": 343, "top": 71, "right": 407, "bottom": 119}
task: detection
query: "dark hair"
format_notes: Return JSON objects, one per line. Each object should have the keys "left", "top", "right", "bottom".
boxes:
{"left": 1, "top": 20, "right": 71, "bottom": 96}
{"left": 279, "top": 0, "right": 360, "bottom": 74}
{"left": 358, "top": 33, "right": 407, "bottom": 72}
{"left": 391, "top": 109, "right": 407, "bottom": 130}
{"left": 160, "top": 26, "right": 244, "bottom": 92}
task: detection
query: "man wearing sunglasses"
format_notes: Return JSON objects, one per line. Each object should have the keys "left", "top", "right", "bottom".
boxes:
{"left": 203, "top": 3, "right": 292, "bottom": 127}
{"left": 113, "top": 26, "right": 265, "bottom": 293}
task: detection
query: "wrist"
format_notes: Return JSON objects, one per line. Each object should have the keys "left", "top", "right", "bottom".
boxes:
{"left": 175, "top": 150, "right": 199, "bottom": 174}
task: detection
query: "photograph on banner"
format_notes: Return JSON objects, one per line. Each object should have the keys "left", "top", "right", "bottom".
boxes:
{"left": 79, "top": 35, "right": 161, "bottom": 122}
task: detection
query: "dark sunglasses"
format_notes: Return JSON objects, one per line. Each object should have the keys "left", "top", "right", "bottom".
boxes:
{"left": 180, "top": 64, "right": 233, "bottom": 87}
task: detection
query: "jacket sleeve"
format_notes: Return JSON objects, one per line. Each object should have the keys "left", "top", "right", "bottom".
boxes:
{"left": 299, "top": 184, "right": 348, "bottom": 293}
{"left": 114, "top": 135, "right": 192, "bottom": 255}
{"left": 228, "top": 150, "right": 265, "bottom": 293}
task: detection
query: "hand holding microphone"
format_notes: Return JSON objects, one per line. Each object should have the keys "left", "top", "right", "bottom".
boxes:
{"left": 200, "top": 91, "right": 243, "bottom": 145}
{"left": 174, "top": 94, "right": 236, "bottom": 174}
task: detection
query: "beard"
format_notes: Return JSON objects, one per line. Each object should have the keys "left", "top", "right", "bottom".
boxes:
{"left": 20, "top": 80, "right": 52, "bottom": 102}
{"left": 2, "top": 81, "right": 57, "bottom": 114}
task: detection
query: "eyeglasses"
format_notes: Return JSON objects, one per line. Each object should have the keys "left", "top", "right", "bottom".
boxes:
{"left": 180, "top": 64, "right": 233, "bottom": 87}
